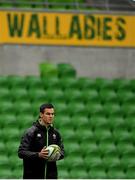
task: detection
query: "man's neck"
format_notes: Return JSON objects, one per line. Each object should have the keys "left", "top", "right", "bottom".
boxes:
{"left": 39, "top": 118, "right": 49, "bottom": 128}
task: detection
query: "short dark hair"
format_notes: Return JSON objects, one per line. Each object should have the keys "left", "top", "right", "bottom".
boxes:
{"left": 40, "top": 103, "right": 54, "bottom": 113}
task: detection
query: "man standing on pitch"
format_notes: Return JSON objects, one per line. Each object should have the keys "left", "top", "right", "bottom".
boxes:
{"left": 18, "top": 103, "right": 65, "bottom": 179}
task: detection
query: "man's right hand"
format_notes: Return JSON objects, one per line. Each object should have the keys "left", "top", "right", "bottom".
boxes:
{"left": 38, "top": 147, "right": 49, "bottom": 159}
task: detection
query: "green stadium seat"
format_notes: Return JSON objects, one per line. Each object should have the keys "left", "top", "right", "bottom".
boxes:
{"left": 59, "top": 77, "right": 78, "bottom": 90}
{"left": 55, "top": 102, "right": 67, "bottom": 116}
{"left": 84, "top": 155, "right": 102, "bottom": 170}
{"left": 17, "top": 114, "right": 34, "bottom": 129}
{"left": 58, "top": 169, "right": 69, "bottom": 179}
{"left": 80, "top": 141, "right": 99, "bottom": 157}
{"left": 28, "top": 88, "right": 46, "bottom": 102}
{"left": 112, "top": 128, "right": 131, "bottom": 143}
{"left": 39, "top": 62, "right": 58, "bottom": 78}
{"left": 57, "top": 63, "right": 76, "bottom": 78}
{"left": 0, "top": 1, "right": 17, "bottom": 9}
{"left": 0, "top": 85, "right": 11, "bottom": 100}
{"left": 62, "top": 154, "right": 84, "bottom": 171}
{"left": 10, "top": 88, "right": 29, "bottom": 102}
{"left": 75, "top": 77, "right": 93, "bottom": 90}
{"left": 0, "top": 1, "right": 14, "bottom": 7}
{"left": 71, "top": 115, "right": 89, "bottom": 130}
{"left": 57, "top": 157, "right": 68, "bottom": 171}
{"left": 20, "top": 0, "right": 45, "bottom": 8}
{"left": 63, "top": 89, "right": 82, "bottom": 103}
{"left": 76, "top": 77, "right": 97, "bottom": 90}
{"left": 13, "top": 101, "right": 32, "bottom": 115}
{"left": 0, "top": 88, "right": 11, "bottom": 101}
{"left": 86, "top": 102, "right": 104, "bottom": 117}
{"left": 5, "top": 141, "right": 20, "bottom": 156}
{"left": 116, "top": 141, "right": 135, "bottom": 156}
{"left": 0, "top": 169, "right": 13, "bottom": 178}
{"left": 41, "top": 76, "right": 60, "bottom": 90}
{"left": 7, "top": 75, "right": 27, "bottom": 89}
{"left": 0, "top": 130, "right": 3, "bottom": 140}
{"left": 95, "top": 78, "right": 114, "bottom": 91}
{"left": 126, "top": 167, "right": 135, "bottom": 178}
{"left": 121, "top": 152, "right": 135, "bottom": 169}
{"left": 103, "top": 102, "right": 121, "bottom": 117}
{"left": 107, "top": 116, "right": 125, "bottom": 130}
{"left": 75, "top": 128, "right": 94, "bottom": 143}
{"left": 125, "top": 116, "right": 135, "bottom": 130}
{"left": 121, "top": 104, "right": 135, "bottom": 117}
{"left": 0, "top": 141, "right": 6, "bottom": 154}
{"left": 131, "top": 129, "right": 135, "bottom": 142}
{"left": 90, "top": 116, "right": 108, "bottom": 129}
{"left": 0, "top": 114, "right": 16, "bottom": 128}
{"left": 0, "top": 155, "right": 9, "bottom": 169}
{"left": 113, "top": 79, "right": 132, "bottom": 91}
{"left": 0, "top": 101, "right": 14, "bottom": 113}
{"left": 38, "top": 0, "right": 48, "bottom": 7}
{"left": 45, "top": 89, "right": 64, "bottom": 102}
{"left": 88, "top": 165, "right": 107, "bottom": 178}
{"left": 0, "top": 76, "right": 9, "bottom": 88}
{"left": 77, "top": 0, "right": 84, "bottom": 2}
{"left": 117, "top": 89, "right": 135, "bottom": 104}
{"left": 98, "top": 141, "right": 117, "bottom": 157}
{"left": 66, "top": 142, "right": 80, "bottom": 156}
{"left": 8, "top": 155, "right": 22, "bottom": 169}
{"left": 54, "top": 115, "right": 71, "bottom": 129}
{"left": 102, "top": 155, "right": 121, "bottom": 169}
{"left": 66, "top": 102, "right": 85, "bottom": 116}
{"left": 93, "top": 127, "right": 112, "bottom": 142}
{"left": 70, "top": 169, "right": 88, "bottom": 179}
{"left": 2, "top": 128, "right": 21, "bottom": 141}
{"left": 49, "top": 0, "right": 76, "bottom": 3}
{"left": 12, "top": 168, "right": 22, "bottom": 179}
{"left": 25, "top": 76, "right": 43, "bottom": 89}
{"left": 130, "top": 79, "right": 135, "bottom": 91}
{"left": 31, "top": 100, "right": 47, "bottom": 116}
{"left": 99, "top": 89, "right": 117, "bottom": 103}
{"left": 60, "top": 128, "right": 75, "bottom": 142}
{"left": 107, "top": 166, "right": 126, "bottom": 178}
{"left": 82, "top": 89, "right": 99, "bottom": 103}
{"left": 49, "top": 0, "right": 80, "bottom": 9}
{"left": 69, "top": 156, "right": 84, "bottom": 169}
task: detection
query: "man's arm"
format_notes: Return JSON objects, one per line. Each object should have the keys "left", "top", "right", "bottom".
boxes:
{"left": 18, "top": 127, "right": 39, "bottom": 159}
{"left": 57, "top": 131, "right": 65, "bottom": 160}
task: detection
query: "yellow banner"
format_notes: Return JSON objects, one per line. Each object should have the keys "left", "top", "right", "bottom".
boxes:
{"left": 0, "top": 10, "right": 135, "bottom": 47}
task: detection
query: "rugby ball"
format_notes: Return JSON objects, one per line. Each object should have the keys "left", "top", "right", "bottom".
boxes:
{"left": 46, "top": 144, "right": 61, "bottom": 161}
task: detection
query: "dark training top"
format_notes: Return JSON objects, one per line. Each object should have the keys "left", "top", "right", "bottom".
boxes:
{"left": 18, "top": 120, "right": 65, "bottom": 179}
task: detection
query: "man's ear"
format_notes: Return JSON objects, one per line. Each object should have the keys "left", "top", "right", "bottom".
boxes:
{"left": 40, "top": 112, "right": 43, "bottom": 118}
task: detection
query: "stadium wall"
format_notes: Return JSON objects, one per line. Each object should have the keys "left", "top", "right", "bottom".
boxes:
{"left": 0, "top": 45, "right": 135, "bottom": 78}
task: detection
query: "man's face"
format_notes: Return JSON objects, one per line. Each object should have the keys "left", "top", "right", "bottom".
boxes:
{"left": 40, "top": 108, "right": 55, "bottom": 126}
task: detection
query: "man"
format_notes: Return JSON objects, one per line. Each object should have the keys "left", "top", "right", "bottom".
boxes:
{"left": 18, "top": 103, "right": 65, "bottom": 179}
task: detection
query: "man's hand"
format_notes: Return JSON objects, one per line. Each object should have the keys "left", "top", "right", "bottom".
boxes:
{"left": 38, "top": 147, "right": 49, "bottom": 159}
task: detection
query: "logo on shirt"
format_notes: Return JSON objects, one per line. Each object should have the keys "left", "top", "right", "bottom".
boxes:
{"left": 37, "top": 133, "right": 41, "bottom": 137}
{"left": 53, "top": 134, "right": 56, "bottom": 139}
